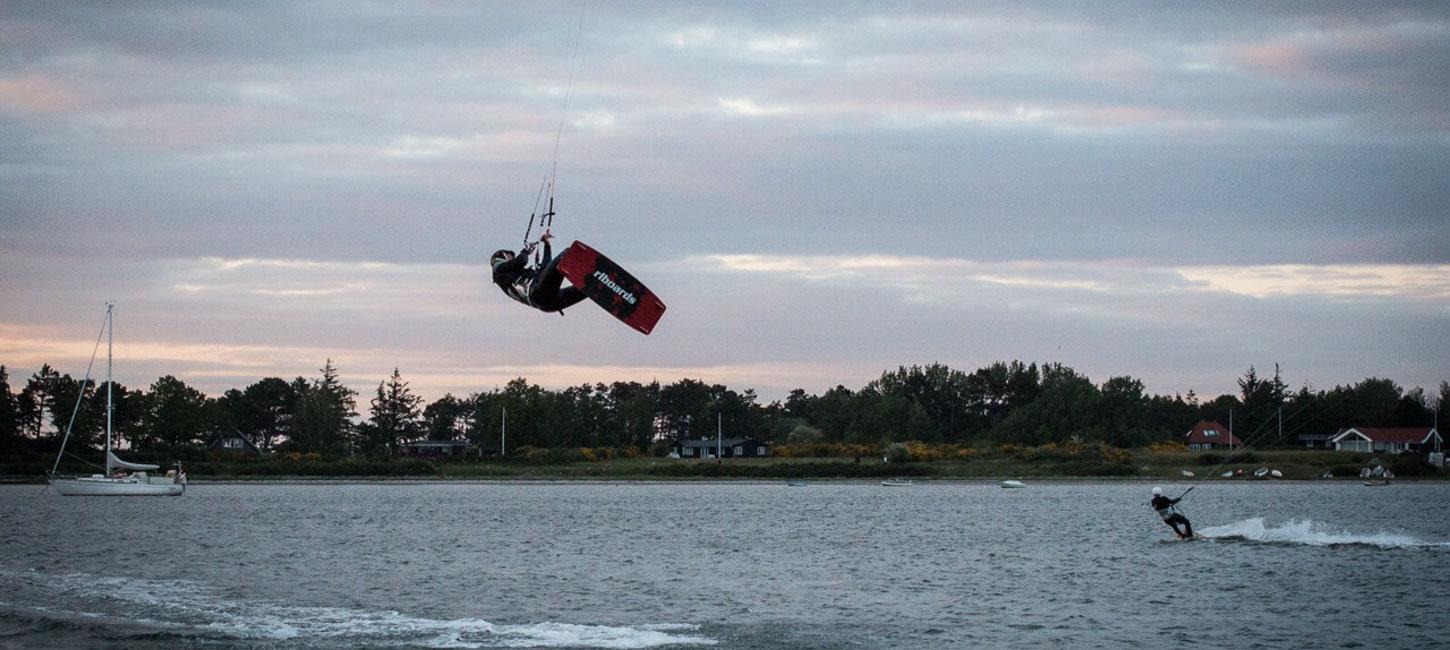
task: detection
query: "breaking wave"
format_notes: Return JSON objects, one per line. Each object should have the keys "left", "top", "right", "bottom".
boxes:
{"left": 1201, "top": 518, "right": 1450, "bottom": 549}
{"left": 0, "top": 568, "right": 715, "bottom": 648}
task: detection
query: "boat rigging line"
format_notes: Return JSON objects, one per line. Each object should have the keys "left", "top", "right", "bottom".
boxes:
{"left": 48, "top": 304, "right": 110, "bottom": 479}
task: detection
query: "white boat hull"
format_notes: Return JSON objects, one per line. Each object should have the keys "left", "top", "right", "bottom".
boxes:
{"left": 50, "top": 475, "right": 185, "bottom": 496}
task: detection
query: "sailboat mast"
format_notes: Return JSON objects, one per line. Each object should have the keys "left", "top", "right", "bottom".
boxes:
{"left": 105, "top": 303, "right": 113, "bottom": 476}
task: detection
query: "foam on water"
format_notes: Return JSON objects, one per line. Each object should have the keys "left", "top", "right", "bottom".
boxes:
{"left": 1, "top": 568, "right": 715, "bottom": 648}
{"left": 1201, "top": 518, "right": 1450, "bottom": 549}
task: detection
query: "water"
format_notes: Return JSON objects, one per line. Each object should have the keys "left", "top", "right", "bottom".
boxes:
{"left": 2, "top": 481, "right": 1447, "bottom": 649}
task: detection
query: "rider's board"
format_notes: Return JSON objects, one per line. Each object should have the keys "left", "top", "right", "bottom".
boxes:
{"left": 557, "top": 241, "right": 667, "bottom": 335}
{"left": 1179, "top": 533, "right": 1208, "bottom": 542}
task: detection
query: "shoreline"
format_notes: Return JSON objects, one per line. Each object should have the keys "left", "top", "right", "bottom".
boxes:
{"left": 5, "top": 476, "right": 1437, "bottom": 486}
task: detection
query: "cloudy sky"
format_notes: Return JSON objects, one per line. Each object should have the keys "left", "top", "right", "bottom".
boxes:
{"left": 2, "top": 1, "right": 1447, "bottom": 404}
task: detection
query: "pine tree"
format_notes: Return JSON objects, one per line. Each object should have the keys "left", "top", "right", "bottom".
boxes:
{"left": 0, "top": 366, "right": 19, "bottom": 449}
{"left": 299, "top": 359, "right": 357, "bottom": 457}
{"left": 364, "top": 368, "right": 422, "bottom": 458}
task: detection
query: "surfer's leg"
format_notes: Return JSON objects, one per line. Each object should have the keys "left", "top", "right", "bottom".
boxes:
{"left": 556, "top": 286, "right": 587, "bottom": 309}
{"left": 528, "top": 255, "right": 570, "bottom": 311}
{"left": 528, "top": 245, "right": 588, "bottom": 311}
{"left": 1168, "top": 515, "right": 1191, "bottom": 538}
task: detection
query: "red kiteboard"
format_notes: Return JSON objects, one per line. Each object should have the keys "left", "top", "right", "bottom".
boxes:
{"left": 556, "top": 241, "right": 667, "bottom": 335}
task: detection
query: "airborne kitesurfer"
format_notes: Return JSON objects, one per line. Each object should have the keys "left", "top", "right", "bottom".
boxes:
{"left": 1150, "top": 486, "right": 1194, "bottom": 539}
{"left": 491, "top": 232, "right": 586, "bottom": 313}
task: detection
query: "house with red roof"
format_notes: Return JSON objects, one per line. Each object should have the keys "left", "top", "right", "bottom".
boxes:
{"left": 1184, "top": 420, "right": 1240, "bottom": 451}
{"left": 1329, "top": 427, "right": 1441, "bottom": 454}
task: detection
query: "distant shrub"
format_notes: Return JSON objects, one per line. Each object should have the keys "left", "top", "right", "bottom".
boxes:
{"left": 1145, "top": 441, "right": 1184, "bottom": 453}
{"left": 1197, "top": 453, "right": 1224, "bottom": 466}
{"left": 786, "top": 425, "right": 825, "bottom": 445}
{"left": 1389, "top": 454, "right": 1434, "bottom": 477}
{"left": 1328, "top": 465, "right": 1362, "bottom": 478}
{"left": 1058, "top": 461, "right": 1137, "bottom": 477}
{"left": 884, "top": 443, "right": 912, "bottom": 463}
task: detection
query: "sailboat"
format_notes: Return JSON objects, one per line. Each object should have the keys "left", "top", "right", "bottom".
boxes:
{"left": 48, "top": 304, "right": 186, "bottom": 496}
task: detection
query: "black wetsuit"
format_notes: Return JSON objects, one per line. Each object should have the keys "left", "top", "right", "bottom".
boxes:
{"left": 492, "top": 240, "right": 586, "bottom": 313}
{"left": 1151, "top": 494, "right": 1193, "bottom": 538}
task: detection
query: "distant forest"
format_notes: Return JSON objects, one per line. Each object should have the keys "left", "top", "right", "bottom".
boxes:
{"left": 1, "top": 360, "right": 1444, "bottom": 459}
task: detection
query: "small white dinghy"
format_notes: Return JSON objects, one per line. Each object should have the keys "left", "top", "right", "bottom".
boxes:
{"left": 880, "top": 479, "right": 914, "bottom": 487}
{"left": 1000, "top": 480, "right": 1026, "bottom": 489}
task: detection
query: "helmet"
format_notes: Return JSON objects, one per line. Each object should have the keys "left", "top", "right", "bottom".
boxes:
{"left": 1151, "top": 487, "right": 1162, "bottom": 496}
{"left": 490, "top": 249, "right": 514, "bottom": 267}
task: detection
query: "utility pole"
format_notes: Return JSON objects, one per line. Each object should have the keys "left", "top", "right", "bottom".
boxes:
{"left": 501, "top": 406, "right": 507, "bottom": 457}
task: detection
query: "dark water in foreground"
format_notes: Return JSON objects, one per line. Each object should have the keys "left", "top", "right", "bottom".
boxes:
{"left": 1, "top": 481, "right": 1447, "bottom": 649}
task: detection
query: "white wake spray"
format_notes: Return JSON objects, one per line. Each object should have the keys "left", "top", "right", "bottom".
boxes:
{"left": 2, "top": 568, "right": 716, "bottom": 649}
{"left": 1201, "top": 518, "right": 1449, "bottom": 549}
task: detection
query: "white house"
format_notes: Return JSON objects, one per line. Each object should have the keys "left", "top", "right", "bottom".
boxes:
{"left": 1328, "top": 427, "right": 1441, "bottom": 454}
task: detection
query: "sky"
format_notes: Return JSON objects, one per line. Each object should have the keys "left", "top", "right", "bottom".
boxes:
{"left": 2, "top": 1, "right": 1448, "bottom": 405}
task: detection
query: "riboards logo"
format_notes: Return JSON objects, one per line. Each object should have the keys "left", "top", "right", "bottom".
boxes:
{"left": 592, "top": 270, "right": 637, "bottom": 305}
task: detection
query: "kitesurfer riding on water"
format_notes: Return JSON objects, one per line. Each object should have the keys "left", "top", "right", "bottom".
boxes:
{"left": 1151, "top": 487, "right": 1194, "bottom": 539}
{"left": 491, "top": 232, "right": 587, "bottom": 313}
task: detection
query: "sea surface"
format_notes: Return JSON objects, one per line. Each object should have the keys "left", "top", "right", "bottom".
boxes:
{"left": 1, "top": 481, "right": 1447, "bottom": 649}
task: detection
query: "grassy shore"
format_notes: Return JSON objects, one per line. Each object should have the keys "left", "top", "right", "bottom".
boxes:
{"left": 6, "top": 448, "right": 1429, "bottom": 483}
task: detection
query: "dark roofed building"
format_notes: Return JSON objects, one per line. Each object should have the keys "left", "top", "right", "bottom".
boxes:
{"left": 673, "top": 437, "right": 770, "bottom": 459}
{"left": 1329, "top": 427, "right": 1441, "bottom": 454}
{"left": 398, "top": 440, "right": 470, "bottom": 458}
{"left": 208, "top": 429, "right": 264, "bottom": 456}
{"left": 1184, "top": 420, "right": 1240, "bottom": 451}
{"left": 1298, "top": 433, "right": 1335, "bottom": 449}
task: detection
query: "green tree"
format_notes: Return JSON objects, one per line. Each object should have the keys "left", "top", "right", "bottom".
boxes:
{"left": 17, "top": 365, "right": 61, "bottom": 439}
{"left": 869, "top": 363, "right": 974, "bottom": 442}
{"left": 0, "top": 366, "right": 19, "bottom": 451}
{"left": 137, "top": 375, "right": 219, "bottom": 449}
{"left": 1237, "top": 364, "right": 1289, "bottom": 444}
{"left": 657, "top": 379, "right": 712, "bottom": 441}
{"left": 605, "top": 381, "right": 660, "bottom": 450}
{"left": 1391, "top": 386, "right": 1432, "bottom": 427}
{"left": 1097, "top": 375, "right": 1151, "bottom": 447}
{"left": 361, "top": 368, "right": 423, "bottom": 458}
{"left": 993, "top": 363, "right": 1101, "bottom": 445}
{"left": 1144, "top": 393, "right": 1197, "bottom": 442}
{"left": 290, "top": 360, "right": 357, "bottom": 457}
{"left": 49, "top": 373, "right": 102, "bottom": 448}
{"left": 424, "top": 393, "right": 471, "bottom": 442}
{"left": 83, "top": 380, "right": 141, "bottom": 451}
{"left": 964, "top": 361, "right": 1041, "bottom": 437}
{"left": 809, "top": 385, "right": 857, "bottom": 442}
{"left": 224, "top": 377, "right": 297, "bottom": 451}
{"left": 847, "top": 389, "right": 932, "bottom": 443}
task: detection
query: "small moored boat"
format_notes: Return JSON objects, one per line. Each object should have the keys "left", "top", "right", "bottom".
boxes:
{"left": 48, "top": 304, "right": 186, "bottom": 497}
{"left": 1000, "top": 480, "right": 1026, "bottom": 489}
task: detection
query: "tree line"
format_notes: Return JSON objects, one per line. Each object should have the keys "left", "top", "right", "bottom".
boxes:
{"left": 0, "top": 359, "right": 1444, "bottom": 460}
